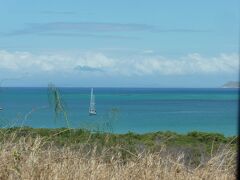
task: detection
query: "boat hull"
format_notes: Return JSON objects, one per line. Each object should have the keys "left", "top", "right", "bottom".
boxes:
{"left": 89, "top": 109, "right": 97, "bottom": 115}
{"left": 89, "top": 110, "right": 97, "bottom": 115}
{"left": 89, "top": 113, "right": 97, "bottom": 115}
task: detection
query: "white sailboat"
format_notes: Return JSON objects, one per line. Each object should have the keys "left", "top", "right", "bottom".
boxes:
{"left": 89, "top": 88, "right": 96, "bottom": 115}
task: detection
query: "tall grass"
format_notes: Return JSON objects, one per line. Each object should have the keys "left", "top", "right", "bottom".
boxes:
{"left": 0, "top": 134, "right": 236, "bottom": 180}
{"left": 48, "top": 84, "right": 70, "bottom": 128}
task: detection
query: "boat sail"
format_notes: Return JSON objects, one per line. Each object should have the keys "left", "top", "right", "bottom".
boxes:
{"left": 89, "top": 88, "right": 96, "bottom": 115}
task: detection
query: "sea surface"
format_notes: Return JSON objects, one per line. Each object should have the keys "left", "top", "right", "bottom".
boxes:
{"left": 0, "top": 88, "right": 238, "bottom": 136}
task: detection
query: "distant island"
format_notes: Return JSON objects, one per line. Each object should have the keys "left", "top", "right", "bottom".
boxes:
{"left": 222, "top": 81, "right": 240, "bottom": 88}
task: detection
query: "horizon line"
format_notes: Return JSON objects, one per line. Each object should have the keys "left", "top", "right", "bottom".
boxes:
{"left": 0, "top": 86, "right": 237, "bottom": 89}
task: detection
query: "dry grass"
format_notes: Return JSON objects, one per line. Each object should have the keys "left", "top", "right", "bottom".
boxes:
{"left": 0, "top": 135, "right": 237, "bottom": 180}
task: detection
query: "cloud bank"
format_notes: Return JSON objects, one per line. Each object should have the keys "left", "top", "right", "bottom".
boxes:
{"left": 0, "top": 50, "right": 238, "bottom": 77}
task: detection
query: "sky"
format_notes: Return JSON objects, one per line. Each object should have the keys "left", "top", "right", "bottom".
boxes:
{"left": 0, "top": 0, "right": 239, "bottom": 87}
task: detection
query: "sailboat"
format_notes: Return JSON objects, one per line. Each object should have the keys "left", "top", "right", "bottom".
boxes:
{"left": 89, "top": 88, "right": 96, "bottom": 115}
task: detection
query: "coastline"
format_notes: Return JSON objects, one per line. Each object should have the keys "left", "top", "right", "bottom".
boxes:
{"left": 1, "top": 127, "right": 236, "bottom": 150}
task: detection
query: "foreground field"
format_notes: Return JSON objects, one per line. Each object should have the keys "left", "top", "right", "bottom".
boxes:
{"left": 0, "top": 128, "right": 237, "bottom": 179}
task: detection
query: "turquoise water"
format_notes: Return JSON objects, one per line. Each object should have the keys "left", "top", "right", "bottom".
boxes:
{"left": 0, "top": 88, "right": 238, "bottom": 136}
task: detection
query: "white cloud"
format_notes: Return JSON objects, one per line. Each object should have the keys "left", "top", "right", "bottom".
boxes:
{"left": 0, "top": 50, "right": 238, "bottom": 77}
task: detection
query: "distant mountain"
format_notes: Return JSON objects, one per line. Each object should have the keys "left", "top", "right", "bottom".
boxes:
{"left": 222, "top": 81, "right": 240, "bottom": 88}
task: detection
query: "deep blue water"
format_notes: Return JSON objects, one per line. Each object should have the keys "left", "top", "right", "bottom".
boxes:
{"left": 0, "top": 87, "right": 238, "bottom": 136}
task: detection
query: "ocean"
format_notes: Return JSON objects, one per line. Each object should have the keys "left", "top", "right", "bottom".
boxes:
{"left": 0, "top": 87, "right": 238, "bottom": 136}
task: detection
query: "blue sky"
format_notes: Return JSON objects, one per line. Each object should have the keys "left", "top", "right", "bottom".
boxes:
{"left": 0, "top": 0, "right": 239, "bottom": 87}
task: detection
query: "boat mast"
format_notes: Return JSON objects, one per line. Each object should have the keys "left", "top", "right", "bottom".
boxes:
{"left": 90, "top": 88, "right": 93, "bottom": 107}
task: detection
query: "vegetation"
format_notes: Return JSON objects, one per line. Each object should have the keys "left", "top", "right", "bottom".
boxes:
{"left": 0, "top": 127, "right": 237, "bottom": 179}
{"left": 1, "top": 127, "right": 236, "bottom": 147}
{"left": 48, "top": 84, "right": 70, "bottom": 128}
